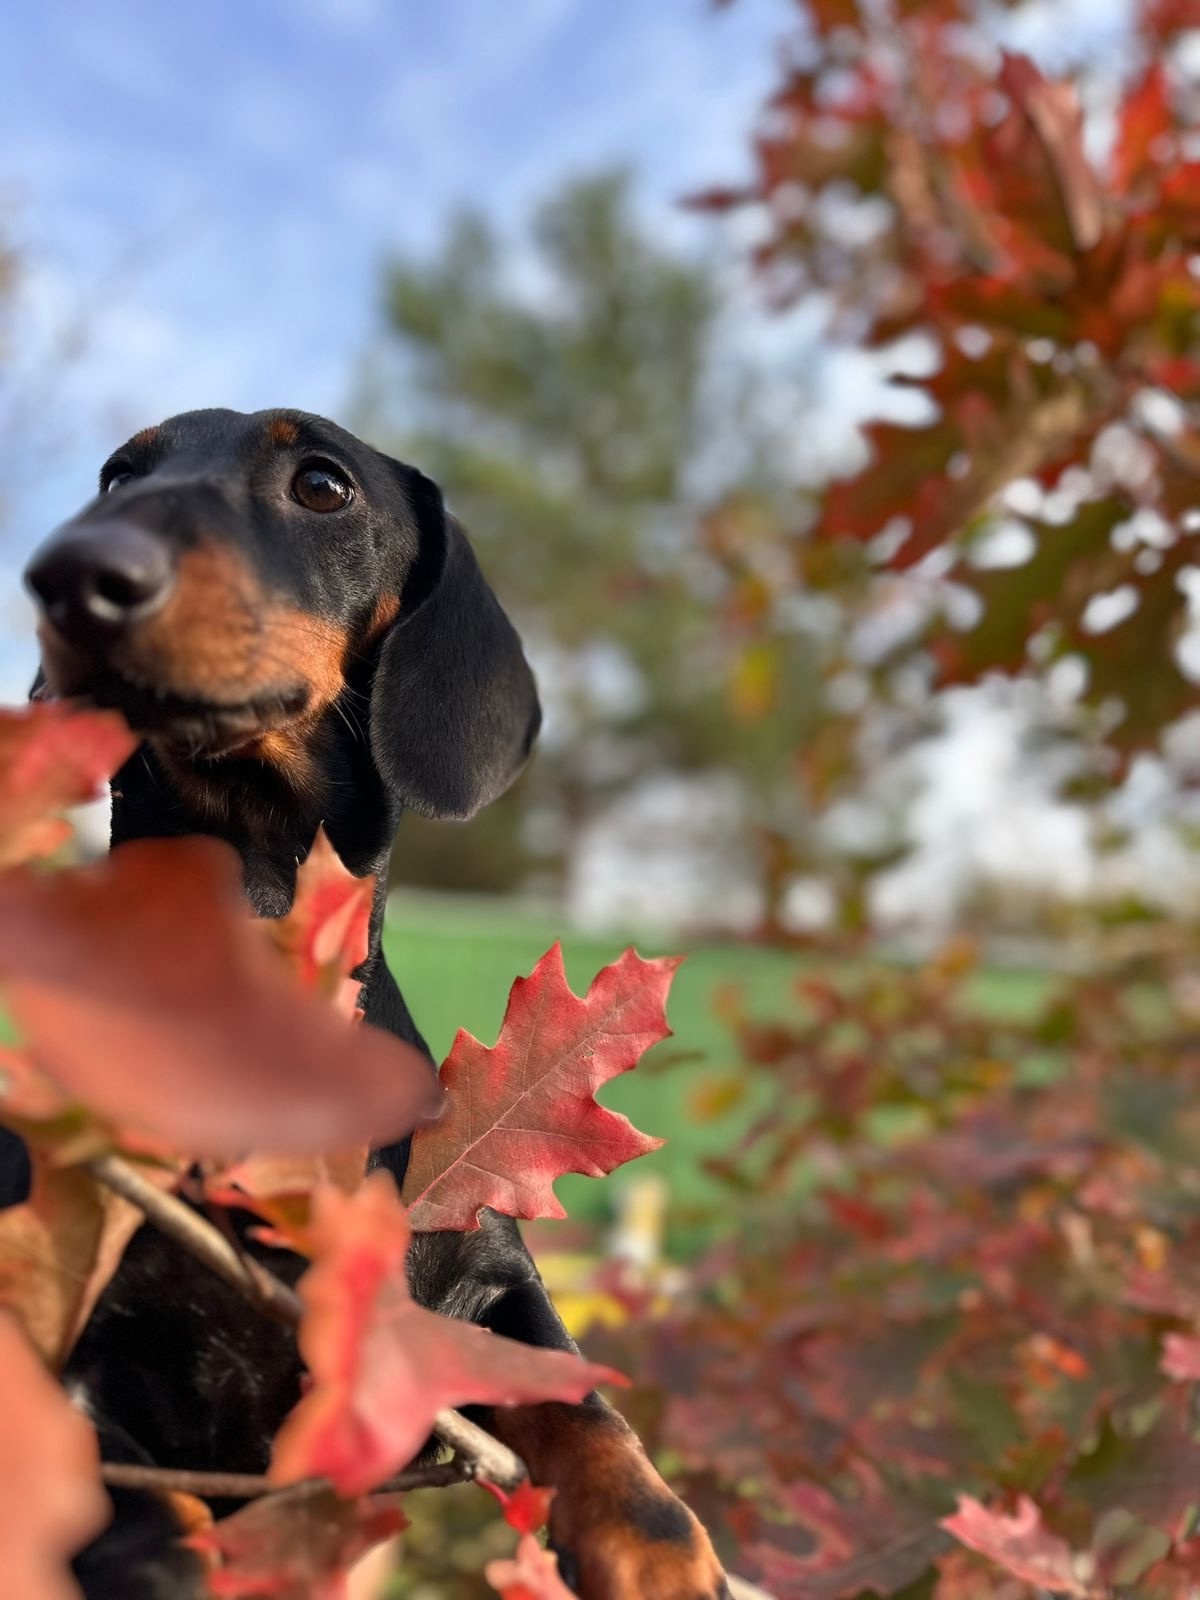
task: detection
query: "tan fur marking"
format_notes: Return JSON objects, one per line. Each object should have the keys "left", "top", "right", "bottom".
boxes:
{"left": 267, "top": 417, "right": 300, "bottom": 447}
{"left": 366, "top": 593, "right": 400, "bottom": 642}
{"left": 132, "top": 543, "right": 348, "bottom": 707}
{"left": 127, "top": 425, "right": 160, "bottom": 452}
{"left": 100, "top": 540, "right": 350, "bottom": 800}
{"left": 487, "top": 1403, "right": 727, "bottom": 1599}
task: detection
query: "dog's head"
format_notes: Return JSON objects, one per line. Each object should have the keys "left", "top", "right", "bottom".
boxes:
{"left": 24, "top": 408, "right": 540, "bottom": 820}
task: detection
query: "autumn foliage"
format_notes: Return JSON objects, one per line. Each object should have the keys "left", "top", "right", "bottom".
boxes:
{"left": 695, "top": 0, "right": 1200, "bottom": 857}
{"left": 13, "top": 5, "right": 1200, "bottom": 1598}
{"left": 554, "top": 0, "right": 1200, "bottom": 1594}
{"left": 0, "top": 703, "right": 670, "bottom": 1597}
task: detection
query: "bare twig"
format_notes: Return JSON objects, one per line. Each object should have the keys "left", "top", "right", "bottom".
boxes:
{"left": 100, "top": 1459, "right": 471, "bottom": 1501}
{"left": 429, "top": 1406, "right": 526, "bottom": 1490}
{"left": 88, "top": 1154, "right": 303, "bottom": 1326}
{"left": 87, "top": 1154, "right": 528, "bottom": 1489}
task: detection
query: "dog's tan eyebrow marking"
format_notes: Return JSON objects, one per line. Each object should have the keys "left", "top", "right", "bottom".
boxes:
{"left": 127, "top": 425, "right": 160, "bottom": 451}
{"left": 267, "top": 418, "right": 301, "bottom": 448}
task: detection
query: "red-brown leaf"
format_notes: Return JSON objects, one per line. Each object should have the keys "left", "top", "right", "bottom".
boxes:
{"left": 0, "top": 838, "right": 440, "bottom": 1157}
{"left": 0, "top": 703, "right": 134, "bottom": 867}
{"left": 189, "top": 1486, "right": 407, "bottom": 1600}
{"left": 264, "top": 828, "right": 373, "bottom": 1016}
{"left": 485, "top": 1533, "right": 576, "bottom": 1600}
{"left": 1001, "top": 55, "right": 1105, "bottom": 254}
{"left": 0, "top": 1160, "right": 125, "bottom": 1369}
{"left": 942, "top": 1495, "right": 1089, "bottom": 1594}
{"left": 403, "top": 943, "right": 669, "bottom": 1231}
{"left": 1114, "top": 60, "right": 1173, "bottom": 194}
{"left": 483, "top": 1478, "right": 556, "bottom": 1535}
{"left": 205, "top": 1150, "right": 367, "bottom": 1253}
{"left": 270, "top": 1173, "right": 625, "bottom": 1496}
{"left": 0, "top": 1312, "right": 109, "bottom": 1600}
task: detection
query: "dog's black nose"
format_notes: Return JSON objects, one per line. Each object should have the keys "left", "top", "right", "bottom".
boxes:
{"left": 25, "top": 524, "right": 175, "bottom": 641}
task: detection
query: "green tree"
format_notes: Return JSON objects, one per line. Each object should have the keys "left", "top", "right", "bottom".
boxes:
{"left": 363, "top": 172, "right": 828, "bottom": 914}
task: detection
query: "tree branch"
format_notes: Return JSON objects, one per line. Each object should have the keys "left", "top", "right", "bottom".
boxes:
{"left": 100, "top": 1459, "right": 471, "bottom": 1502}
{"left": 87, "top": 1154, "right": 528, "bottom": 1491}
{"left": 89, "top": 1155, "right": 302, "bottom": 1325}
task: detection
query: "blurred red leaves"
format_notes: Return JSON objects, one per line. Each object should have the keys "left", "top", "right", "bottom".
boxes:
{"left": 484, "top": 1533, "right": 576, "bottom": 1600}
{"left": 0, "top": 702, "right": 133, "bottom": 867}
{"left": 271, "top": 1173, "right": 625, "bottom": 1496}
{"left": 0, "top": 712, "right": 681, "bottom": 1597}
{"left": 483, "top": 1478, "right": 556, "bottom": 1536}
{"left": 698, "top": 2, "right": 1200, "bottom": 760}
{"left": 587, "top": 937, "right": 1200, "bottom": 1595}
{"left": 942, "top": 1496, "right": 1089, "bottom": 1595}
{"left": 189, "top": 1487, "right": 407, "bottom": 1600}
{"left": 0, "top": 833, "right": 438, "bottom": 1156}
{"left": 264, "top": 826, "right": 373, "bottom": 1017}
{"left": 0, "top": 1313, "right": 108, "bottom": 1600}
{"left": 403, "top": 943, "right": 668, "bottom": 1230}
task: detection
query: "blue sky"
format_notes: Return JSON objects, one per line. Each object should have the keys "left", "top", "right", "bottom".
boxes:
{"left": 1, "top": 1, "right": 781, "bottom": 528}
{"left": 0, "top": 0, "right": 790, "bottom": 687}
{"left": 0, "top": 0, "right": 1133, "bottom": 693}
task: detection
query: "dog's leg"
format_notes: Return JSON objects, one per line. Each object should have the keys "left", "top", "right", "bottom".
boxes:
{"left": 408, "top": 1220, "right": 728, "bottom": 1600}
{"left": 487, "top": 1279, "right": 728, "bottom": 1600}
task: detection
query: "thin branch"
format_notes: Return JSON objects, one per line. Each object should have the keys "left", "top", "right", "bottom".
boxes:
{"left": 100, "top": 1459, "right": 471, "bottom": 1502}
{"left": 88, "top": 1155, "right": 303, "bottom": 1326}
{"left": 88, "top": 1154, "right": 528, "bottom": 1490}
{"left": 429, "top": 1407, "right": 526, "bottom": 1490}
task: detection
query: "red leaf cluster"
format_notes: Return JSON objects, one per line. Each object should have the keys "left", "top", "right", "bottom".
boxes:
{"left": 190, "top": 1487, "right": 408, "bottom": 1600}
{"left": 707, "top": 1, "right": 1200, "bottom": 758}
{"left": 0, "top": 1313, "right": 109, "bottom": 1600}
{"left": 0, "top": 703, "right": 134, "bottom": 867}
{"left": 0, "top": 704, "right": 670, "bottom": 1598}
{"left": 587, "top": 937, "right": 1200, "bottom": 1595}
{"left": 0, "top": 836, "right": 437, "bottom": 1156}
{"left": 271, "top": 1172, "right": 625, "bottom": 1496}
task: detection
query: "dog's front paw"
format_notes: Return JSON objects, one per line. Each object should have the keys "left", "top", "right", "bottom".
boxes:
{"left": 551, "top": 1485, "right": 729, "bottom": 1600}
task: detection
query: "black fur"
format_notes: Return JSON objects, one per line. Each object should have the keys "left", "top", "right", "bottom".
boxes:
{"left": 14, "top": 409, "right": 580, "bottom": 1596}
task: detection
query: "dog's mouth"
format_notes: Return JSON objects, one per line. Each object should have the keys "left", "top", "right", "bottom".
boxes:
{"left": 49, "top": 666, "right": 311, "bottom": 758}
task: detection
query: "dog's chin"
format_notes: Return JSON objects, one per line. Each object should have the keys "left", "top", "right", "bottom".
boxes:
{"left": 47, "top": 667, "right": 310, "bottom": 759}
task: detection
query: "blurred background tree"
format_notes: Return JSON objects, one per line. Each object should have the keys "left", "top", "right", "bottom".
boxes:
{"left": 361, "top": 172, "right": 852, "bottom": 927}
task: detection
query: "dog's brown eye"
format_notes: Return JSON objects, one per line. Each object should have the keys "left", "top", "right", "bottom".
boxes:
{"left": 104, "top": 470, "right": 134, "bottom": 493}
{"left": 292, "top": 463, "right": 353, "bottom": 512}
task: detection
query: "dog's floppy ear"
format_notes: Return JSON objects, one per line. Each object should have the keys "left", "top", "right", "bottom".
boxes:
{"left": 369, "top": 466, "right": 540, "bottom": 821}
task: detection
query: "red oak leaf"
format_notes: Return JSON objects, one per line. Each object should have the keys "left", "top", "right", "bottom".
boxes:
{"left": 0, "top": 1312, "right": 109, "bottom": 1600}
{"left": 0, "top": 703, "right": 134, "bottom": 867}
{"left": 483, "top": 1478, "right": 556, "bottom": 1535}
{"left": 485, "top": 1533, "right": 576, "bottom": 1600}
{"left": 942, "top": 1495, "right": 1089, "bottom": 1594}
{"left": 0, "top": 837, "right": 440, "bottom": 1157}
{"left": 270, "top": 1173, "right": 625, "bottom": 1496}
{"left": 189, "top": 1486, "right": 406, "bottom": 1600}
{"left": 264, "top": 828, "right": 373, "bottom": 1017}
{"left": 403, "top": 944, "right": 670, "bottom": 1231}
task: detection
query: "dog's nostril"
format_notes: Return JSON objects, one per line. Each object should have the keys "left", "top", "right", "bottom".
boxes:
{"left": 25, "top": 522, "right": 176, "bottom": 638}
{"left": 92, "top": 566, "right": 159, "bottom": 613}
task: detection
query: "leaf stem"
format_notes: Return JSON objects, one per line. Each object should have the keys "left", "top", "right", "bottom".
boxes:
{"left": 87, "top": 1154, "right": 528, "bottom": 1490}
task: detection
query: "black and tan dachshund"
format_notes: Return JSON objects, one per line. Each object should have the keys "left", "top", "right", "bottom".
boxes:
{"left": 10, "top": 408, "right": 730, "bottom": 1599}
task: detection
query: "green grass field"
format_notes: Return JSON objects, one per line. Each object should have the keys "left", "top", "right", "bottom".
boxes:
{"left": 382, "top": 892, "right": 1045, "bottom": 1236}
